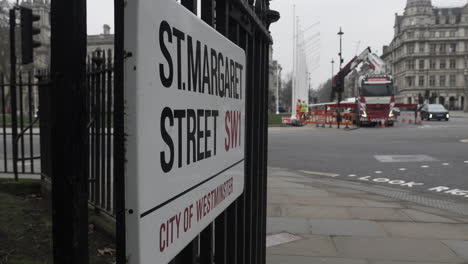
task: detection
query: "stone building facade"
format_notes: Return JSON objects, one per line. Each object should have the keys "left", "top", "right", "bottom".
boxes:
{"left": 382, "top": 0, "right": 468, "bottom": 111}
{"left": 87, "top": 24, "right": 114, "bottom": 59}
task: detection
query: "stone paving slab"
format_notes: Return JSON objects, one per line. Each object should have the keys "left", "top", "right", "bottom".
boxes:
{"left": 348, "top": 207, "right": 413, "bottom": 221}
{"left": 308, "top": 219, "right": 387, "bottom": 237}
{"left": 269, "top": 196, "right": 368, "bottom": 207}
{"left": 380, "top": 222, "right": 468, "bottom": 240}
{"left": 369, "top": 261, "right": 461, "bottom": 264}
{"left": 267, "top": 235, "right": 337, "bottom": 257}
{"left": 267, "top": 217, "right": 310, "bottom": 234}
{"left": 402, "top": 209, "right": 460, "bottom": 223}
{"left": 266, "top": 255, "right": 368, "bottom": 264}
{"left": 333, "top": 236, "right": 463, "bottom": 262}
{"left": 267, "top": 205, "right": 351, "bottom": 219}
{"left": 266, "top": 168, "right": 468, "bottom": 264}
{"left": 361, "top": 199, "right": 406, "bottom": 208}
{"left": 442, "top": 240, "right": 468, "bottom": 259}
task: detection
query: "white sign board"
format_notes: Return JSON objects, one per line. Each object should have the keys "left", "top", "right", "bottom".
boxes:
{"left": 124, "top": 0, "right": 245, "bottom": 263}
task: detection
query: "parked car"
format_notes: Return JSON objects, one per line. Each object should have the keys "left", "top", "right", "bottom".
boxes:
{"left": 420, "top": 104, "right": 450, "bottom": 121}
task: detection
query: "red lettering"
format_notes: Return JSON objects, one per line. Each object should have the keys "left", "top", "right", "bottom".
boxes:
{"left": 225, "top": 111, "right": 231, "bottom": 151}
{"left": 196, "top": 198, "right": 203, "bottom": 221}
{"left": 159, "top": 223, "right": 166, "bottom": 252}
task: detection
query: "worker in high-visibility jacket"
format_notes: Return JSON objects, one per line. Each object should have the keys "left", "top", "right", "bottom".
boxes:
{"left": 295, "top": 99, "right": 301, "bottom": 119}
{"left": 300, "top": 101, "right": 308, "bottom": 121}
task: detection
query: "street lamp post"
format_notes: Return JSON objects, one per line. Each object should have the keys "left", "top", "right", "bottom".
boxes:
{"left": 337, "top": 27, "right": 344, "bottom": 129}
{"left": 276, "top": 64, "right": 282, "bottom": 114}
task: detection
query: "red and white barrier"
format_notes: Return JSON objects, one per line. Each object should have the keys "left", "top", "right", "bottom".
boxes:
{"left": 398, "top": 111, "right": 422, "bottom": 125}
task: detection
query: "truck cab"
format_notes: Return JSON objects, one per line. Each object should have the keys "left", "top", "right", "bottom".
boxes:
{"left": 358, "top": 75, "right": 396, "bottom": 126}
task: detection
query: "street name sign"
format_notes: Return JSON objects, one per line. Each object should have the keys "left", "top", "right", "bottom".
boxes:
{"left": 124, "top": 0, "right": 246, "bottom": 263}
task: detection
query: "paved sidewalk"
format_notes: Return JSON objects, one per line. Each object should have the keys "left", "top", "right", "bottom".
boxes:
{"left": 266, "top": 167, "right": 468, "bottom": 264}
{"left": 451, "top": 111, "right": 468, "bottom": 118}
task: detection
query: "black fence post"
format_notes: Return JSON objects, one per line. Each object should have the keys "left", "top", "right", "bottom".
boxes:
{"left": 50, "top": 0, "right": 89, "bottom": 263}
{"left": 9, "top": 9, "right": 19, "bottom": 181}
{"left": 37, "top": 73, "right": 51, "bottom": 180}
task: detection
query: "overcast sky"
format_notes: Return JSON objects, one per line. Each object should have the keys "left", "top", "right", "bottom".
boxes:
{"left": 269, "top": 0, "right": 468, "bottom": 88}
{"left": 87, "top": 0, "right": 114, "bottom": 34}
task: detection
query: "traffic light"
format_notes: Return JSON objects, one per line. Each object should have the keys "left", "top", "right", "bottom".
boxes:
{"left": 333, "top": 71, "right": 345, "bottom": 94}
{"left": 20, "top": 7, "right": 41, "bottom": 65}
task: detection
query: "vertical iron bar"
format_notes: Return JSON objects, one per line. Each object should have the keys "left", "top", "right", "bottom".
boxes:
{"left": 101, "top": 53, "right": 107, "bottom": 208}
{"left": 106, "top": 50, "right": 112, "bottom": 212}
{"left": 201, "top": 0, "right": 214, "bottom": 26}
{"left": 236, "top": 26, "right": 248, "bottom": 264}
{"left": 259, "top": 39, "right": 269, "bottom": 264}
{"left": 214, "top": 211, "right": 227, "bottom": 264}
{"left": 9, "top": 9, "right": 19, "bottom": 181}
{"left": 28, "top": 72, "right": 34, "bottom": 173}
{"left": 114, "top": 0, "right": 126, "bottom": 260}
{"left": 199, "top": 224, "right": 214, "bottom": 264}
{"left": 19, "top": 73, "right": 25, "bottom": 173}
{"left": 252, "top": 31, "right": 262, "bottom": 264}
{"left": 90, "top": 59, "right": 96, "bottom": 204}
{"left": 95, "top": 58, "right": 102, "bottom": 208}
{"left": 172, "top": 237, "right": 198, "bottom": 264}
{"left": 1, "top": 73, "right": 7, "bottom": 171}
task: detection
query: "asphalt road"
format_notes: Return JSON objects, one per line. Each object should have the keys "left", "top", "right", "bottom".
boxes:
{"left": 268, "top": 112, "right": 468, "bottom": 202}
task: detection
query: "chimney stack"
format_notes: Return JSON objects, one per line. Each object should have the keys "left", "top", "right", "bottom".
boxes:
{"left": 103, "top": 24, "right": 110, "bottom": 35}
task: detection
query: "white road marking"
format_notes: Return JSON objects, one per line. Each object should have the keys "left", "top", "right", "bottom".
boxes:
{"left": 374, "top": 155, "right": 437, "bottom": 163}
{"left": 399, "top": 168, "right": 407, "bottom": 171}
{"left": 421, "top": 165, "right": 430, "bottom": 168}
{"left": 460, "top": 139, "right": 468, "bottom": 143}
{"left": 375, "top": 171, "right": 383, "bottom": 174}
{"left": 464, "top": 161, "right": 468, "bottom": 164}
{"left": 348, "top": 174, "right": 357, "bottom": 177}
{"left": 299, "top": 170, "right": 339, "bottom": 177}
{"left": 442, "top": 163, "right": 450, "bottom": 166}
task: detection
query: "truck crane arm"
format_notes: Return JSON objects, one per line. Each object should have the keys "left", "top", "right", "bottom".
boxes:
{"left": 332, "top": 47, "right": 385, "bottom": 92}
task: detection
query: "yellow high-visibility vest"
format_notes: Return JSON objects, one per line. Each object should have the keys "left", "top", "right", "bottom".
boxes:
{"left": 301, "top": 103, "right": 308, "bottom": 112}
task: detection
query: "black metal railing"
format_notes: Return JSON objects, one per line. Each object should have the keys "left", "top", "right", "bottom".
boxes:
{"left": 0, "top": 71, "right": 41, "bottom": 177}
{"left": 87, "top": 49, "right": 115, "bottom": 216}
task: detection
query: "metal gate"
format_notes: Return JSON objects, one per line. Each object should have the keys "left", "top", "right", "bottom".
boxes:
{"left": 114, "top": 0, "right": 278, "bottom": 263}
{"left": 0, "top": 72, "right": 41, "bottom": 179}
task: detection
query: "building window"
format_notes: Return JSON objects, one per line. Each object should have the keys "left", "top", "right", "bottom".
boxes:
{"left": 450, "top": 31, "right": 456, "bottom": 37}
{"left": 440, "top": 59, "right": 446, "bottom": 69}
{"left": 430, "top": 31, "right": 436, "bottom": 38}
{"left": 406, "top": 59, "right": 415, "bottom": 70}
{"left": 419, "top": 59, "right": 425, "bottom": 69}
{"left": 439, "top": 31, "right": 446, "bottom": 37}
{"left": 430, "top": 59, "right": 436, "bottom": 69}
{"left": 430, "top": 44, "right": 437, "bottom": 54}
{"left": 450, "top": 59, "right": 456, "bottom": 69}
{"left": 439, "top": 44, "right": 446, "bottom": 53}
{"left": 450, "top": 43, "right": 457, "bottom": 53}
{"left": 407, "top": 31, "right": 414, "bottom": 39}
{"left": 419, "top": 43, "right": 425, "bottom": 53}
{"left": 430, "top": 76, "right": 436, "bottom": 86}
{"left": 440, "top": 75, "right": 446, "bottom": 86}
{"left": 407, "top": 43, "right": 415, "bottom": 54}
{"left": 465, "top": 41, "right": 468, "bottom": 51}
{"left": 406, "top": 76, "right": 415, "bottom": 87}
{"left": 418, "top": 76, "right": 425, "bottom": 87}
{"left": 465, "top": 75, "right": 468, "bottom": 85}
{"left": 450, "top": 75, "right": 456, "bottom": 86}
